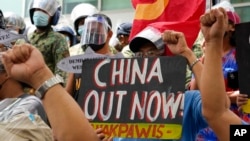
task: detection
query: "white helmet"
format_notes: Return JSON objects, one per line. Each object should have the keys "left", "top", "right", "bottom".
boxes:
{"left": 209, "top": 1, "right": 235, "bottom": 12}
{"left": 4, "top": 12, "right": 26, "bottom": 34}
{"left": 70, "top": 3, "right": 99, "bottom": 33}
{"left": 29, "top": 0, "right": 61, "bottom": 25}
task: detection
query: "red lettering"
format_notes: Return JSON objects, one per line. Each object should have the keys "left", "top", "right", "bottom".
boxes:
{"left": 126, "top": 124, "right": 134, "bottom": 138}
{"left": 135, "top": 125, "right": 151, "bottom": 138}
{"left": 156, "top": 124, "right": 164, "bottom": 138}
{"left": 118, "top": 124, "right": 129, "bottom": 136}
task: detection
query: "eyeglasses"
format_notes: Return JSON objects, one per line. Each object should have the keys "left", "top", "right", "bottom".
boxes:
{"left": 135, "top": 49, "right": 164, "bottom": 57}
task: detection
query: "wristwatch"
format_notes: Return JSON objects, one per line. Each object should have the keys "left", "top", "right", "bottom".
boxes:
{"left": 35, "top": 74, "right": 64, "bottom": 99}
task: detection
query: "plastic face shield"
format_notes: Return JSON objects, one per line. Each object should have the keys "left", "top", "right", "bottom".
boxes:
{"left": 80, "top": 16, "right": 109, "bottom": 46}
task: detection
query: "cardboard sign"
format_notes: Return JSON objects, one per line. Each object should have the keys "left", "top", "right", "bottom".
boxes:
{"left": 235, "top": 22, "right": 250, "bottom": 113}
{"left": 77, "top": 56, "right": 186, "bottom": 139}
{"left": 57, "top": 48, "right": 124, "bottom": 73}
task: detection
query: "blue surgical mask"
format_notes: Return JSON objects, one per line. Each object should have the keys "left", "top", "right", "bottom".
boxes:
{"left": 32, "top": 11, "right": 49, "bottom": 26}
{"left": 77, "top": 25, "right": 84, "bottom": 36}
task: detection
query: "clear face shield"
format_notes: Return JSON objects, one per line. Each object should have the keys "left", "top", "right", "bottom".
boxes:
{"left": 80, "top": 16, "right": 110, "bottom": 47}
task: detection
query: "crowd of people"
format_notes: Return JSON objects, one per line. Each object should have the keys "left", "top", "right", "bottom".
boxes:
{"left": 0, "top": 0, "right": 249, "bottom": 141}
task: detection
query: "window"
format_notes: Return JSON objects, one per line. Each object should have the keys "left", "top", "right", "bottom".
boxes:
{"left": 231, "top": 0, "right": 250, "bottom": 22}
{"left": 101, "top": 0, "right": 133, "bottom": 11}
{"left": 235, "top": 6, "right": 250, "bottom": 22}
{"left": 63, "top": 0, "right": 98, "bottom": 14}
{"left": 231, "top": 0, "right": 250, "bottom": 3}
{"left": 25, "top": 0, "right": 33, "bottom": 17}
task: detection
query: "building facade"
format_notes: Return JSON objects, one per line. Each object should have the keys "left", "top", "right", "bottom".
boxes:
{"left": 0, "top": 0, "right": 249, "bottom": 31}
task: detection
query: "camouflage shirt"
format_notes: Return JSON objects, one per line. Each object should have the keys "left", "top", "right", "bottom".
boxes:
{"left": 29, "top": 27, "right": 69, "bottom": 83}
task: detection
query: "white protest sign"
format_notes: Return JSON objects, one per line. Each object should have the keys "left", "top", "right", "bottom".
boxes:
{"left": 57, "top": 48, "right": 124, "bottom": 73}
{"left": 0, "top": 29, "right": 28, "bottom": 47}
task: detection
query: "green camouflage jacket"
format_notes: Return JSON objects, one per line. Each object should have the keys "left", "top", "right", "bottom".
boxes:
{"left": 29, "top": 27, "right": 69, "bottom": 83}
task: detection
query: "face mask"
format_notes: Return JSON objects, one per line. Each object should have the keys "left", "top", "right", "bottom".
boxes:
{"left": 77, "top": 25, "right": 84, "bottom": 36}
{"left": 86, "top": 43, "right": 106, "bottom": 51}
{"left": 32, "top": 11, "right": 49, "bottom": 26}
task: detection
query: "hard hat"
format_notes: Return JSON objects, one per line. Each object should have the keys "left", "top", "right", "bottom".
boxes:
{"left": 29, "top": 0, "right": 61, "bottom": 25}
{"left": 4, "top": 12, "right": 26, "bottom": 34}
{"left": 70, "top": 3, "right": 99, "bottom": 32}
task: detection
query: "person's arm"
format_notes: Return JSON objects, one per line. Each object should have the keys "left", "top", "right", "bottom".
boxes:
{"left": 199, "top": 8, "right": 242, "bottom": 141}
{"left": 1, "top": 44, "right": 99, "bottom": 141}
{"left": 227, "top": 90, "right": 239, "bottom": 104}
{"left": 65, "top": 73, "right": 74, "bottom": 95}
{"left": 189, "top": 76, "right": 199, "bottom": 90}
{"left": 162, "top": 31, "right": 203, "bottom": 89}
{"left": 54, "top": 34, "right": 70, "bottom": 84}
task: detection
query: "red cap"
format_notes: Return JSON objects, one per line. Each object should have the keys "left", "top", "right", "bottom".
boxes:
{"left": 227, "top": 11, "right": 240, "bottom": 24}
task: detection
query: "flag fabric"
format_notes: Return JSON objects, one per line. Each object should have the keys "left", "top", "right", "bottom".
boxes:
{"left": 149, "top": 20, "right": 201, "bottom": 56}
{"left": 129, "top": 0, "right": 206, "bottom": 55}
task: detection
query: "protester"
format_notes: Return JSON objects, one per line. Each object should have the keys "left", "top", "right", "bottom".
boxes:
{"left": 115, "top": 24, "right": 205, "bottom": 141}
{"left": 164, "top": 8, "right": 248, "bottom": 141}
{"left": 163, "top": 8, "right": 246, "bottom": 140}
{"left": 0, "top": 45, "right": 52, "bottom": 140}
{"left": 1, "top": 43, "right": 100, "bottom": 141}
{"left": 4, "top": 12, "right": 26, "bottom": 35}
{"left": 65, "top": 13, "right": 124, "bottom": 141}
{"left": 70, "top": 3, "right": 99, "bottom": 43}
{"left": 114, "top": 22, "right": 132, "bottom": 51}
{"left": 53, "top": 24, "right": 77, "bottom": 47}
{"left": 200, "top": 7, "right": 249, "bottom": 141}
{"left": 190, "top": 10, "right": 240, "bottom": 96}
{"left": 66, "top": 13, "right": 118, "bottom": 97}
{"left": 190, "top": 9, "right": 242, "bottom": 140}
{"left": 69, "top": 3, "right": 99, "bottom": 56}
{"left": 0, "top": 13, "right": 51, "bottom": 140}
{"left": 28, "top": 0, "right": 69, "bottom": 83}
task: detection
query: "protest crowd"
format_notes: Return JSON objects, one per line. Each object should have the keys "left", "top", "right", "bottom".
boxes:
{"left": 0, "top": 0, "right": 250, "bottom": 141}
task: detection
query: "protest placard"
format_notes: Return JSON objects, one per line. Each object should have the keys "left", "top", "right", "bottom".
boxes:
{"left": 77, "top": 56, "right": 186, "bottom": 139}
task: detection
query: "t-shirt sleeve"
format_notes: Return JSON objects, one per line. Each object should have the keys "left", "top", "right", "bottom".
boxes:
{"left": 186, "top": 90, "right": 208, "bottom": 128}
{"left": 242, "top": 120, "right": 249, "bottom": 125}
{"left": 10, "top": 96, "right": 48, "bottom": 124}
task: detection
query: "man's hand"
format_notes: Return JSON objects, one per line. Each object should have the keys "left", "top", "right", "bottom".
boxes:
{"left": 1, "top": 43, "right": 53, "bottom": 89}
{"left": 200, "top": 8, "right": 228, "bottom": 44}
{"left": 237, "top": 94, "right": 248, "bottom": 111}
{"left": 96, "top": 128, "right": 113, "bottom": 141}
{"left": 162, "top": 30, "right": 192, "bottom": 58}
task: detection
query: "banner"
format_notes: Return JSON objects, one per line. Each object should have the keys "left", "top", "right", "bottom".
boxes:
{"left": 129, "top": 0, "right": 206, "bottom": 55}
{"left": 77, "top": 56, "right": 187, "bottom": 139}
{"left": 148, "top": 20, "right": 201, "bottom": 56}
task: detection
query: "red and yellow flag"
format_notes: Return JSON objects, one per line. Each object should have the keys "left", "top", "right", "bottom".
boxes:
{"left": 130, "top": 0, "right": 206, "bottom": 55}
{"left": 149, "top": 20, "right": 201, "bottom": 56}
